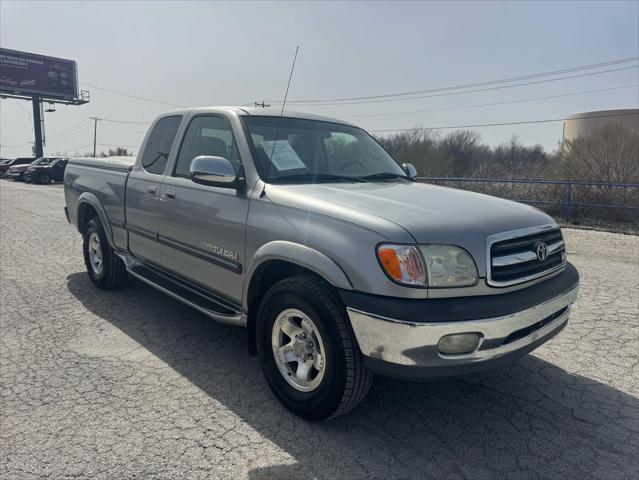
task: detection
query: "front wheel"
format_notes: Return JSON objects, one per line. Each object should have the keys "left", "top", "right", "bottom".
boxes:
{"left": 82, "top": 217, "right": 128, "bottom": 289}
{"left": 256, "top": 274, "right": 373, "bottom": 421}
{"left": 37, "top": 172, "right": 51, "bottom": 184}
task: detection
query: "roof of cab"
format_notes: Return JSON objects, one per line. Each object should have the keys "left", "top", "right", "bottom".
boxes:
{"left": 163, "top": 106, "right": 358, "bottom": 128}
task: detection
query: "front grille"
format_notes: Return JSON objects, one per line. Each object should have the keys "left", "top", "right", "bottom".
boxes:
{"left": 489, "top": 228, "right": 566, "bottom": 286}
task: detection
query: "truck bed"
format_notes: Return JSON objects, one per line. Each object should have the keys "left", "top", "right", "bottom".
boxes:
{"left": 64, "top": 156, "right": 135, "bottom": 251}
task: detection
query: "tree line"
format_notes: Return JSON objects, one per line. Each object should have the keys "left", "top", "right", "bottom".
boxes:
{"left": 376, "top": 123, "right": 638, "bottom": 184}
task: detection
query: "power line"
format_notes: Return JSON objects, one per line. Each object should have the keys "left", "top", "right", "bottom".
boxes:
{"left": 64, "top": 144, "right": 94, "bottom": 153}
{"left": 13, "top": 99, "right": 33, "bottom": 118}
{"left": 97, "top": 142, "right": 140, "bottom": 148}
{"left": 287, "top": 66, "right": 638, "bottom": 106}
{"left": 101, "top": 117, "right": 152, "bottom": 125}
{"left": 0, "top": 141, "right": 33, "bottom": 148}
{"left": 46, "top": 123, "right": 94, "bottom": 144}
{"left": 369, "top": 111, "right": 639, "bottom": 133}
{"left": 343, "top": 84, "right": 639, "bottom": 119}
{"left": 81, "top": 82, "right": 188, "bottom": 108}
{"left": 274, "top": 66, "right": 638, "bottom": 107}
{"left": 306, "top": 65, "right": 639, "bottom": 106}
{"left": 273, "top": 57, "right": 639, "bottom": 104}
{"left": 99, "top": 125, "right": 148, "bottom": 134}
{"left": 47, "top": 118, "right": 93, "bottom": 138}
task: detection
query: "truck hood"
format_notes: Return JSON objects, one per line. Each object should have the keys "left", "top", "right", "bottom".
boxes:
{"left": 272, "top": 181, "right": 555, "bottom": 275}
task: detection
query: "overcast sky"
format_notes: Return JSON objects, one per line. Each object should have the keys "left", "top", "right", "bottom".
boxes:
{"left": 1, "top": 0, "right": 637, "bottom": 157}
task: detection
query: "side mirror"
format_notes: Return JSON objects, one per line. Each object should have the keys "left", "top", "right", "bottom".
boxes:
{"left": 189, "top": 156, "right": 242, "bottom": 188}
{"left": 402, "top": 162, "right": 418, "bottom": 179}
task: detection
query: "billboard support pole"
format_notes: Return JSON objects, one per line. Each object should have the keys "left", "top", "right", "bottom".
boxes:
{"left": 31, "top": 96, "right": 44, "bottom": 158}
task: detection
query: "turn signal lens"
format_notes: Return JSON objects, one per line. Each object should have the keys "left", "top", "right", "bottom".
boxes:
{"left": 377, "top": 244, "right": 426, "bottom": 286}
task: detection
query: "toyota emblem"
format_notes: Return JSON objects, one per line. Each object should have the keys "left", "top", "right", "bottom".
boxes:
{"left": 535, "top": 242, "right": 548, "bottom": 261}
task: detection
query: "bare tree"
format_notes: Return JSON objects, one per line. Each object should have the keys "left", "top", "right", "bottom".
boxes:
{"left": 441, "top": 130, "right": 482, "bottom": 176}
{"left": 99, "top": 147, "right": 134, "bottom": 157}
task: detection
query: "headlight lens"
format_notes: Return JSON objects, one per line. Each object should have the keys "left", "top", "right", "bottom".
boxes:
{"left": 419, "top": 245, "right": 478, "bottom": 287}
{"left": 377, "top": 244, "right": 426, "bottom": 286}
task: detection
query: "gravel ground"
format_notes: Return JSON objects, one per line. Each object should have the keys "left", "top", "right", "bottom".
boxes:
{"left": 1, "top": 180, "right": 638, "bottom": 480}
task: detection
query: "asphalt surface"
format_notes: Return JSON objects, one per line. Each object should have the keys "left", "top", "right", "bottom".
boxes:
{"left": 1, "top": 179, "right": 638, "bottom": 480}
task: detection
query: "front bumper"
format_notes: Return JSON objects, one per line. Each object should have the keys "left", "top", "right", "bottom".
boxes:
{"left": 5, "top": 171, "right": 25, "bottom": 181}
{"left": 343, "top": 264, "right": 579, "bottom": 379}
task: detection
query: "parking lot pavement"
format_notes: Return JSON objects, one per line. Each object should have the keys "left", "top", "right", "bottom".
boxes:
{"left": 0, "top": 179, "right": 637, "bottom": 480}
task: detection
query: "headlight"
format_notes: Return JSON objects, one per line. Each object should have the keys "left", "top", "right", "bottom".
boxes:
{"left": 377, "top": 244, "right": 426, "bottom": 286}
{"left": 419, "top": 245, "right": 478, "bottom": 287}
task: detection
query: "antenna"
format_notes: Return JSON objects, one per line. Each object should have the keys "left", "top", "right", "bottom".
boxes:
{"left": 261, "top": 46, "right": 299, "bottom": 197}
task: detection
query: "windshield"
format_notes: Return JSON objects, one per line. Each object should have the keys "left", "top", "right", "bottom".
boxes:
{"left": 31, "top": 158, "right": 52, "bottom": 166}
{"left": 242, "top": 116, "right": 406, "bottom": 183}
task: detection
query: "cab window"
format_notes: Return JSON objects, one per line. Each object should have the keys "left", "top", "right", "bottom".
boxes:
{"left": 140, "top": 115, "right": 182, "bottom": 175}
{"left": 174, "top": 116, "right": 240, "bottom": 178}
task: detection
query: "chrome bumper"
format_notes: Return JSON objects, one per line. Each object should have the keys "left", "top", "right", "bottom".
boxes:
{"left": 347, "top": 286, "right": 578, "bottom": 374}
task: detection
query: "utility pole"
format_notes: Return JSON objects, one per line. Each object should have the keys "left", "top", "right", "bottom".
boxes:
{"left": 31, "top": 96, "right": 44, "bottom": 158}
{"left": 90, "top": 116, "right": 102, "bottom": 157}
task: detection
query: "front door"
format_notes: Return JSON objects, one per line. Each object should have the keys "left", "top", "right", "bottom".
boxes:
{"left": 52, "top": 159, "right": 68, "bottom": 181}
{"left": 126, "top": 115, "right": 182, "bottom": 265}
{"left": 158, "top": 114, "right": 248, "bottom": 303}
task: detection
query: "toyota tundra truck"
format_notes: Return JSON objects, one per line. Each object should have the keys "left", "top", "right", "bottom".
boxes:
{"left": 63, "top": 107, "right": 579, "bottom": 420}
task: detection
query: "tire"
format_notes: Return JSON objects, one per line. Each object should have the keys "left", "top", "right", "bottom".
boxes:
{"left": 256, "top": 274, "right": 373, "bottom": 421}
{"left": 82, "top": 217, "right": 128, "bottom": 289}
{"left": 37, "top": 172, "right": 51, "bottom": 184}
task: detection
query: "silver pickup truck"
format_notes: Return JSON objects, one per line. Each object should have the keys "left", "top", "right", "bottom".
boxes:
{"left": 64, "top": 107, "right": 579, "bottom": 420}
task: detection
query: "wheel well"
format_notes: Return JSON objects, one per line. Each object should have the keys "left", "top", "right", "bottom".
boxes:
{"left": 77, "top": 203, "right": 98, "bottom": 234}
{"left": 246, "top": 260, "right": 324, "bottom": 356}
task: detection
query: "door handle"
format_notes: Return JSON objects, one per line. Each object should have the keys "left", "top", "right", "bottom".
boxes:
{"left": 146, "top": 186, "right": 157, "bottom": 195}
{"left": 166, "top": 189, "right": 176, "bottom": 199}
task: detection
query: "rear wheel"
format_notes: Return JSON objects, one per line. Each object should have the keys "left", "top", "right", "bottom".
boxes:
{"left": 82, "top": 217, "right": 128, "bottom": 289}
{"left": 256, "top": 274, "right": 373, "bottom": 421}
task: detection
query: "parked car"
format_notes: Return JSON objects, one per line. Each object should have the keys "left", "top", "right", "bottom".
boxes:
{"left": 6, "top": 157, "right": 56, "bottom": 181}
{"left": 0, "top": 157, "right": 35, "bottom": 178}
{"left": 24, "top": 158, "right": 68, "bottom": 184}
{"left": 63, "top": 107, "right": 579, "bottom": 420}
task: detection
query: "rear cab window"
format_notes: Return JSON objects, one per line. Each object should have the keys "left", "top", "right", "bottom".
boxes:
{"left": 140, "top": 115, "right": 183, "bottom": 175}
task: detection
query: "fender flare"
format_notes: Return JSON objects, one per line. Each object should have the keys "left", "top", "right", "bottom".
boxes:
{"left": 243, "top": 240, "right": 353, "bottom": 310}
{"left": 77, "top": 193, "right": 115, "bottom": 248}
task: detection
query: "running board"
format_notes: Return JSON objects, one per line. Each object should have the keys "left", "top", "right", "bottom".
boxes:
{"left": 118, "top": 253, "right": 246, "bottom": 327}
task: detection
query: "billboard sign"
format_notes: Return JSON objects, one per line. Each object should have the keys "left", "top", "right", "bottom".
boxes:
{"left": 0, "top": 48, "right": 78, "bottom": 100}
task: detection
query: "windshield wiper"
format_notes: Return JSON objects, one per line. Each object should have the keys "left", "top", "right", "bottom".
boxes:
{"left": 358, "top": 172, "right": 414, "bottom": 182}
{"left": 271, "top": 173, "right": 367, "bottom": 184}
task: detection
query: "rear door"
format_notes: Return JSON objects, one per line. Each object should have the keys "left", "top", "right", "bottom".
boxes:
{"left": 126, "top": 115, "right": 182, "bottom": 265}
{"left": 157, "top": 114, "right": 248, "bottom": 302}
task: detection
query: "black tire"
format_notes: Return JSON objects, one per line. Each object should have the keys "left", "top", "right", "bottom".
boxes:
{"left": 82, "top": 217, "right": 128, "bottom": 289}
{"left": 37, "top": 172, "right": 51, "bottom": 184}
{"left": 256, "top": 274, "right": 373, "bottom": 421}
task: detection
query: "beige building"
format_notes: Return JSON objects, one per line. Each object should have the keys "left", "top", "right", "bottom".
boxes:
{"left": 562, "top": 108, "right": 639, "bottom": 144}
